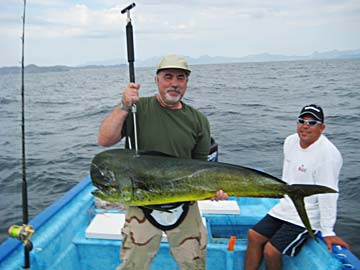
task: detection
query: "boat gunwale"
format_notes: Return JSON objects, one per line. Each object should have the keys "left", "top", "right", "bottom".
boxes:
{"left": 0, "top": 176, "right": 91, "bottom": 262}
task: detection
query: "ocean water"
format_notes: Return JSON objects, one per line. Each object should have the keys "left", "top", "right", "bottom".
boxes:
{"left": 1, "top": 59, "right": 359, "bottom": 257}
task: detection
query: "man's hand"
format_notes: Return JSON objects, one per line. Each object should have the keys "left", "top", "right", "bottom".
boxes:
{"left": 211, "top": 190, "right": 229, "bottom": 201}
{"left": 323, "top": 235, "right": 350, "bottom": 252}
{"left": 122, "top": 83, "right": 140, "bottom": 107}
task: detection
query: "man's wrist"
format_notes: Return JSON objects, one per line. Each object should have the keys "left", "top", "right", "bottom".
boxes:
{"left": 118, "top": 101, "right": 131, "bottom": 112}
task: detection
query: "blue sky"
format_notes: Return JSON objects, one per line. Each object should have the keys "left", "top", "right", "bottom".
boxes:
{"left": 1, "top": 0, "right": 360, "bottom": 67}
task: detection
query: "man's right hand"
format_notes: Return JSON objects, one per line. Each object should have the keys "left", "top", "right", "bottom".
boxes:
{"left": 122, "top": 83, "right": 140, "bottom": 107}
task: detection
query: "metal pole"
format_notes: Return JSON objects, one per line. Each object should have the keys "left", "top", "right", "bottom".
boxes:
{"left": 121, "top": 3, "right": 139, "bottom": 155}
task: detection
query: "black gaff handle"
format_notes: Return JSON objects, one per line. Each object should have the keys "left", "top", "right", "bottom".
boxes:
{"left": 121, "top": 3, "right": 136, "bottom": 83}
{"left": 126, "top": 22, "right": 135, "bottom": 83}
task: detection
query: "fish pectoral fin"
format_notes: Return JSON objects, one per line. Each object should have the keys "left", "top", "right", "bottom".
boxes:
{"left": 288, "top": 193, "right": 318, "bottom": 241}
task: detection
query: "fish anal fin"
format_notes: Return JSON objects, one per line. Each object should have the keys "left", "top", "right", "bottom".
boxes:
{"left": 140, "top": 205, "right": 172, "bottom": 213}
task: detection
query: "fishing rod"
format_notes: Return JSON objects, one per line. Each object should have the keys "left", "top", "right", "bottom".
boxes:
{"left": 121, "top": 3, "right": 139, "bottom": 155}
{"left": 8, "top": 1, "right": 34, "bottom": 268}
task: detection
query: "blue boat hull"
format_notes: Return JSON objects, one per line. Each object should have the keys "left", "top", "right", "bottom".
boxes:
{"left": 0, "top": 176, "right": 358, "bottom": 270}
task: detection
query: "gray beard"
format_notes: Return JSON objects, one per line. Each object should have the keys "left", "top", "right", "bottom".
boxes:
{"left": 164, "top": 92, "right": 181, "bottom": 104}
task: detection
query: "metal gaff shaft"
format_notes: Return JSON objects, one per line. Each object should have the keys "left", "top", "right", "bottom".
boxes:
{"left": 121, "top": 3, "right": 138, "bottom": 154}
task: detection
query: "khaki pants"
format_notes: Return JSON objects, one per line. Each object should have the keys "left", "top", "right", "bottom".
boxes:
{"left": 117, "top": 202, "right": 207, "bottom": 270}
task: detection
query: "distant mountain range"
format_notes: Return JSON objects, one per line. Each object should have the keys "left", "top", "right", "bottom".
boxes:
{"left": 84, "top": 49, "right": 360, "bottom": 67}
{"left": 1, "top": 49, "right": 359, "bottom": 74}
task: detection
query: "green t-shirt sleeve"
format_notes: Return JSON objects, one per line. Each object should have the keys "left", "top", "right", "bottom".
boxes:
{"left": 191, "top": 113, "right": 211, "bottom": 160}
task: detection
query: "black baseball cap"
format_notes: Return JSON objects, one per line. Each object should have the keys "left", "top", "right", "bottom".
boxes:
{"left": 299, "top": 104, "right": 324, "bottom": 122}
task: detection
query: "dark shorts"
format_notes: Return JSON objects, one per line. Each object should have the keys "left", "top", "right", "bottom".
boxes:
{"left": 252, "top": 214, "right": 312, "bottom": 256}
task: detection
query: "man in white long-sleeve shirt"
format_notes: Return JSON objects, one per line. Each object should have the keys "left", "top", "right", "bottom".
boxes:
{"left": 245, "top": 104, "right": 350, "bottom": 270}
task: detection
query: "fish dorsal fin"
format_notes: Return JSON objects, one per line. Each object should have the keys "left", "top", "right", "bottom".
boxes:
{"left": 139, "top": 150, "right": 176, "bottom": 158}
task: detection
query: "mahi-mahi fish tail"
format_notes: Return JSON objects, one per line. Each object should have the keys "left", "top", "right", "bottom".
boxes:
{"left": 287, "top": 184, "right": 337, "bottom": 240}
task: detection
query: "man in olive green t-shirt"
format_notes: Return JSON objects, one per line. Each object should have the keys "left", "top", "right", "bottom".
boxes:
{"left": 98, "top": 54, "right": 228, "bottom": 270}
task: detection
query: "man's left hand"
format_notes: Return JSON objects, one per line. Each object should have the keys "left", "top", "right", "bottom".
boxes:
{"left": 211, "top": 190, "right": 229, "bottom": 201}
{"left": 323, "top": 235, "right": 350, "bottom": 252}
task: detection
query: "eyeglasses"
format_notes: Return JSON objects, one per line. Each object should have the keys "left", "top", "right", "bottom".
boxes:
{"left": 297, "top": 118, "right": 322, "bottom": 126}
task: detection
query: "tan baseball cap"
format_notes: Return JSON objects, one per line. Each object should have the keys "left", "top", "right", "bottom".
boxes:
{"left": 156, "top": 54, "right": 191, "bottom": 74}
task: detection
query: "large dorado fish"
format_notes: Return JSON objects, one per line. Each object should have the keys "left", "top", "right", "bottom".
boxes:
{"left": 90, "top": 149, "right": 336, "bottom": 239}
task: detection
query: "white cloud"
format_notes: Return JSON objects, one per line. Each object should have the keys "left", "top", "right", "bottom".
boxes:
{"left": 0, "top": 0, "right": 359, "bottom": 66}
{"left": 24, "top": 3, "right": 126, "bottom": 39}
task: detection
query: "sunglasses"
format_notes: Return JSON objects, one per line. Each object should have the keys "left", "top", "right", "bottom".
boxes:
{"left": 297, "top": 118, "right": 322, "bottom": 126}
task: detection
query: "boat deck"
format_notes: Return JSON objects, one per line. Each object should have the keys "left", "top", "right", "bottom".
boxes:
{"left": 0, "top": 176, "right": 357, "bottom": 270}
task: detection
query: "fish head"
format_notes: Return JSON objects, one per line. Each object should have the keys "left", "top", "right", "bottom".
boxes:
{"left": 90, "top": 158, "right": 134, "bottom": 204}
